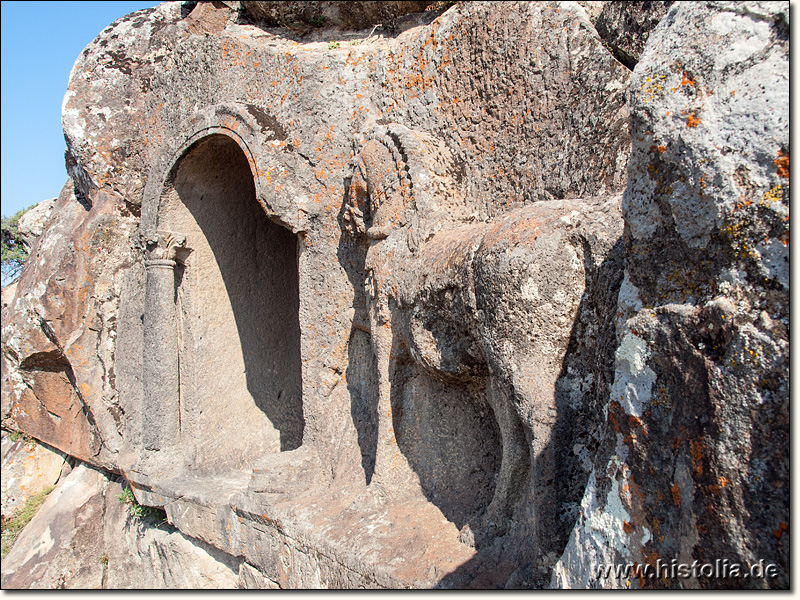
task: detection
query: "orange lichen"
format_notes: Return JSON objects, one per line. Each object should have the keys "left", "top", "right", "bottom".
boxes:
{"left": 690, "top": 439, "right": 704, "bottom": 476}
{"left": 623, "top": 520, "right": 634, "bottom": 534}
{"left": 639, "top": 552, "right": 663, "bottom": 588}
{"left": 773, "top": 522, "right": 788, "bottom": 539}
{"left": 686, "top": 112, "right": 701, "bottom": 128}
{"left": 651, "top": 517, "right": 661, "bottom": 535}
{"left": 680, "top": 71, "right": 696, "bottom": 88}
{"left": 774, "top": 148, "right": 789, "bottom": 179}
{"left": 671, "top": 482, "right": 681, "bottom": 506}
{"left": 607, "top": 401, "right": 622, "bottom": 433}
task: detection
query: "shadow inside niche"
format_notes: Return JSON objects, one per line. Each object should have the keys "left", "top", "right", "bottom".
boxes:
{"left": 389, "top": 320, "right": 502, "bottom": 532}
{"left": 169, "top": 134, "right": 304, "bottom": 463}
{"left": 345, "top": 328, "right": 379, "bottom": 484}
{"left": 434, "top": 234, "right": 625, "bottom": 589}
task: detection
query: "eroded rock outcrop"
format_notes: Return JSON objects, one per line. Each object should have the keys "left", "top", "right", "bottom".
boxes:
{"left": 592, "top": 1, "right": 674, "bottom": 69}
{"left": 240, "top": 0, "right": 435, "bottom": 31}
{"left": 553, "top": 1, "right": 788, "bottom": 589}
{"left": 0, "top": 0, "right": 788, "bottom": 589}
{"left": 17, "top": 198, "right": 57, "bottom": 254}
{"left": 1, "top": 460, "right": 242, "bottom": 589}
{"left": 1, "top": 181, "right": 139, "bottom": 470}
{"left": 1, "top": 431, "right": 70, "bottom": 520}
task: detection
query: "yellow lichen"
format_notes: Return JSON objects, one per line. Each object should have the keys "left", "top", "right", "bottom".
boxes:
{"left": 639, "top": 73, "right": 667, "bottom": 103}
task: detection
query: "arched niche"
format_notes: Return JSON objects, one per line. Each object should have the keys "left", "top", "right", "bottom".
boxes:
{"left": 158, "top": 133, "right": 304, "bottom": 473}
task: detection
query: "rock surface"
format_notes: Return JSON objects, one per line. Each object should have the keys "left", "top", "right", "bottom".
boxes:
{"left": 0, "top": 0, "right": 788, "bottom": 590}
{"left": 17, "top": 198, "right": 57, "bottom": 254}
{"left": 592, "top": 1, "right": 674, "bottom": 69}
{"left": 552, "top": 1, "right": 788, "bottom": 589}
{"left": 240, "top": 0, "right": 436, "bottom": 31}
{"left": 1, "top": 181, "right": 139, "bottom": 470}
{"left": 1, "top": 462, "right": 243, "bottom": 589}
{"left": 1, "top": 431, "right": 69, "bottom": 520}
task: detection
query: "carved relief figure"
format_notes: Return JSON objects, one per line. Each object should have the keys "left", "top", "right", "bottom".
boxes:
{"left": 345, "top": 130, "right": 412, "bottom": 241}
{"left": 346, "top": 125, "right": 623, "bottom": 550}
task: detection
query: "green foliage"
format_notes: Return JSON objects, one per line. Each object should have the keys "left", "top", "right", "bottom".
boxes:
{"left": 7, "top": 430, "right": 35, "bottom": 445}
{"left": 308, "top": 15, "right": 326, "bottom": 27}
{"left": 425, "top": 0, "right": 459, "bottom": 11}
{"left": 116, "top": 485, "right": 136, "bottom": 505}
{"left": 117, "top": 486, "right": 167, "bottom": 522}
{"left": 327, "top": 41, "right": 340, "bottom": 50}
{"left": 1, "top": 206, "right": 33, "bottom": 283}
{"left": 1, "top": 485, "right": 56, "bottom": 558}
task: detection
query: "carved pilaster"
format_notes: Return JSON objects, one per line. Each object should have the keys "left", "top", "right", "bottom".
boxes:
{"left": 142, "top": 231, "right": 186, "bottom": 452}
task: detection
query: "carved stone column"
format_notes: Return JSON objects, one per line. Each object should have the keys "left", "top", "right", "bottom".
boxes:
{"left": 142, "top": 231, "right": 186, "bottom": 452}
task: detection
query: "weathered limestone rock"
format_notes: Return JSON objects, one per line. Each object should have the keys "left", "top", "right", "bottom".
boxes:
{"left": 1, "top": 462, "right": 241, "bottom": 589}
{"left": 8, "top": 0, "right": 631, "bottom": 480}
{"left": 593, "top": 1, "right": 674, "bottom": 69}
{"left": 2, "top": 463, "right": 113, "bottom": 588}
{"left": 1, "top": 282, "right": 17, "bottom": 312}
{"left": 17, "top": 198, "right": 57, "bottom": 253}
{"left": 1, "top": 181, "right": 139, "bottom": 470}
{"left": 240, "top": 1, "right": 435, "bottom": 31}
{"left": 576, "top": 1, "right": 606, "bottom": 22}
{"left": 552, "top": 1, "right": 788, "bottom": 589}
{"left": 1, "top": 432, "right": 69, "bottom": 520}
{"left": 0, "top": 0, "right": 787, "bottom": 590}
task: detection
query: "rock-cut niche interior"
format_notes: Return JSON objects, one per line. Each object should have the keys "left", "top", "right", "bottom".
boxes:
{"left": 160, "top": 133, "right": 304, "bottom": 474}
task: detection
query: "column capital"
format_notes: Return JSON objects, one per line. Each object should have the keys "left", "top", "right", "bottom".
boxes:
{"left": 145, "top": 258, "right": 177, "bottom": 270}
{"left": 144, "top": 230, "right": 187, "bottom": 264}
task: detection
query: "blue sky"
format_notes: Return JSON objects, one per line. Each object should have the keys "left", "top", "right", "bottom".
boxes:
{"left": 1, "top": 1, "right": 160, "bottom": 219}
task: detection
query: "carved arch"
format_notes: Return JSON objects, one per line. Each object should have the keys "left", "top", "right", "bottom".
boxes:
{"left": 140, "top": 102, "right": 304, "bottom": 238}
{"left": 138, "top": 107, "right": 306, "bottom": 473}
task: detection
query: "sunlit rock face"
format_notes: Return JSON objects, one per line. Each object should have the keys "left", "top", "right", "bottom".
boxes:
{"left": 1, "top": 0, "right": 787, "bottom": 589}
{"left": 553, "top": 1, "right": 788, "bottom": 590}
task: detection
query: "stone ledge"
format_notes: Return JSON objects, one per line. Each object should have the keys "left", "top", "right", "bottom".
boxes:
{"left": 125, "top": 467, "right": 486, "bottom": 588}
